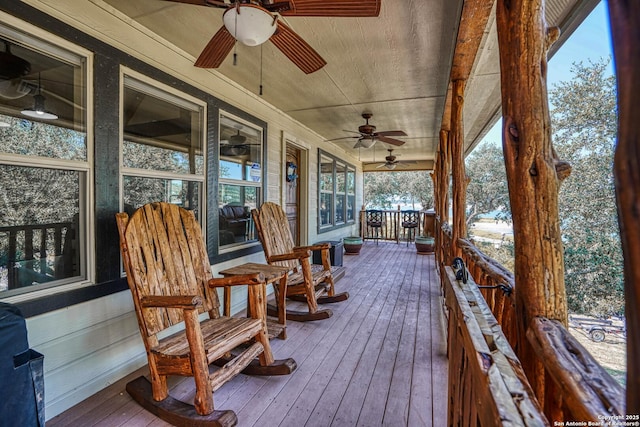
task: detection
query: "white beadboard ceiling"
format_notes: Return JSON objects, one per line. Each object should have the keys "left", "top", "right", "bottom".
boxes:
{"left": 97, "top": 0, "right": 598, "bottom": 166}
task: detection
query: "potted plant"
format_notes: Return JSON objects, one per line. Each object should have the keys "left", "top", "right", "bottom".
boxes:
{"left": 415, "top": 235, "right": 435, "bottom": 254}
{"left": 343, "top": 236, "right": 363, "bottom": 255}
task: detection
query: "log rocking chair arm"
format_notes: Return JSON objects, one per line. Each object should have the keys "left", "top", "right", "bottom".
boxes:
{"left": 207, "top": 273, "right": 264, "bottom": 288}
{"left": 268, "top": 249, "right": 311, "bottom": 263}
{"left": 294, "top": 243, "right": 331, "bottom": 252}
{"left": 140, "top": 295, "right": 202, "bottom": 309}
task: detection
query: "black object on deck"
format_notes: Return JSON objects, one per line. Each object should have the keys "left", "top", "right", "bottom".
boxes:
{"left": 0, "top": 302, "right": 45, "bottom": 427}
{"left": 312, "top": 240, "right": 344, "bottom": 267}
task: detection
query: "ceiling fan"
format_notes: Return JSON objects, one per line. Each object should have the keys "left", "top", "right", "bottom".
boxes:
{"left": 366, "top": 149, "right": 416, "bottom": 170}
{"left": 164, "top": 0, "right": 381, "bottom": 74}
{"left": 329, "top": 112, "right": 407, "bottom": 149}
{"left": 220, "top": 128, "right": 259, "bottom": 156}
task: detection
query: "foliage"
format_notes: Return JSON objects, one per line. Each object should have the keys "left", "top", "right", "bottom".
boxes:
{"left": 465, "top": 142, "right": 511, "bottom": 226}
{"left": 363, "top": 170, "right": 434, "bottom": 210}
{"left": 465, "top": 58, "right": 623, "bottom": 317}
{"left": 551, "top": 59, "right": 623, "bottom": 317}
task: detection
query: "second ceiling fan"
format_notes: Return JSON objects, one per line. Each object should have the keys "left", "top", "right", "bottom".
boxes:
{"left": 165, "top": 0, "right": 381, "bottom": 74}
{"left": 330, "top": 112, "right": 407, "bottom": 148}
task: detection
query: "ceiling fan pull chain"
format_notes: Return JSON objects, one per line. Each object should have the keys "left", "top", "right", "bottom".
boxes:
{"left": 233, "top": 5, "right": 238, "bottom": 66}
{"left": 259, "top": 44, "right": 264, "bottom": 96}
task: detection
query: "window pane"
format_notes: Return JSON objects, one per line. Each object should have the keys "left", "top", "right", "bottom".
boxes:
{"left": 123, "top": 81, "right": 203, "bottom": 174}
{"left": 320, "top": 193, "right": 333, "bottom": 227}
{"left": 347, "top": 169, "right": 355, "bottom": 194}
{"left": 336, "top": 163, "right": 346, "bottom": 193}
{"left": 320, "top": 156, "right": 333, "bottom": 192}
{"left": 0, "top": 36, "right": 86, "bottom": 160}
{"left": 335, "top": 194, "right": 345, "bottom": 224}
{"left": 347, "top": 195, "right": 356, "bottom": 221}
{"left": 0, "top": 165, "right": 83, "bottom": 293}
{"left": 123, "top": 176, "right": 200, "bottom": 216}
{"left": 218, "top": 184, "right": 260, "bottom": 246}
{"left": 219, "top": 116, "right": 262, "bottom": 183}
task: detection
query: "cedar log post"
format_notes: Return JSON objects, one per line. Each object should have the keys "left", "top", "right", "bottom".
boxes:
{"left": 608, "top": 0, "right": 640, "bottom": 414}
{"left": 437, "top": 129, "right": 451, "bottom": 268}
{"left": 496, "top": 0, "right": 570, "bottom": 409}
{"left": 450, "top": 79, "right": 468, "bottom": 259}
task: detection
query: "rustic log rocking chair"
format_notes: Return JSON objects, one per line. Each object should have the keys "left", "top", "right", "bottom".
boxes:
{"left": 251, "top": 202, "right": 349, "bottom": 322}
{"left": 116, "top": 202, "right": 296, "bottom": 426}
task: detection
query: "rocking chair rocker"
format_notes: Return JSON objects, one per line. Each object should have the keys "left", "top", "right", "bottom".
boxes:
{"left": 252, "top": 202, "right": 349, "bottom": 322}
{"left": 116, "top": 202, "right": 296, "bottom": 426}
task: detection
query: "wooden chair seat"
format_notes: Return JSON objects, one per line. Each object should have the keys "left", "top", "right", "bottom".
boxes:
{"left": 116, "top": 202, "right": 296, "bottom": 426}
{"left": 152, "top": 317, "right": 263, "bottom": 360}
{"left": 252, "top": 202, "right": 349, "bottom": 322}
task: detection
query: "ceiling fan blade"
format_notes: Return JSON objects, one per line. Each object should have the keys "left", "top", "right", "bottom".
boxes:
{"left": 282, "top": 0, "right": 380, "bottom": 17}
{"left": 376, "top": 135, "right": 406, "bottom": 146}
{"left": 375, "top": 130, "right": 407, "bottom": 137}
{"left": 194, "top": 26, "right": 235, "bottom": 68}
{"left": 270, "top": 21, "right": 326, "bottom": 74}
{"left": 163, "top": 0, "right": 229, "bottom": 8}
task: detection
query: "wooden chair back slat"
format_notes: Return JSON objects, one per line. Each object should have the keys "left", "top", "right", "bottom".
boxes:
{"left": 252, "top": 202, "right": 299, "bottom": 270}
{"left": 116, "top": 203, "right": 220, "bottom": 337}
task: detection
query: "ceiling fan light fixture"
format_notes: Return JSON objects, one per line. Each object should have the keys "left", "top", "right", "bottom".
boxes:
{"left": 385, "top": 163, "right": 397, "bottom": 170}
{"left": 223, "top": 5, "right": 277, "bottom": 47}
{"left": 228, "top": 133, "right": 247, "bottom": 145}
{"left": 359, "top": 137, "right": 377, "bottom": 149}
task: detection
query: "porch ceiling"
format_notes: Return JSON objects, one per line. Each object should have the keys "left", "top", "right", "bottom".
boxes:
{"left": 65, "top": 0, "right": 597, "bottom": 167}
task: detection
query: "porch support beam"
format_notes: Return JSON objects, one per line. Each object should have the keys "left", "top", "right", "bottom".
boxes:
{"left": 608, "top": 0, "right": 640, "bottom": 414}
{"left": 434, "top": 129, "right": 451, "bottom": 269}
{"left": 496, "top": 0, "right": 570, "bottom": 412}
{"left": 450, "top": 79, "right": 468, "bottom": 258}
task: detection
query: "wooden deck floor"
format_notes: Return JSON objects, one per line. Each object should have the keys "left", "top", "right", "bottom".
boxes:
{"left": 48, "top": 241, "right": 448, "bottom": 427}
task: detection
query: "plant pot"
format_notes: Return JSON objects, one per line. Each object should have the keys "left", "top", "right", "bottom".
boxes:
{"left": 415, "top": 236, "right": 434, "bottom": 254}
{"left": 343, "top": 237, "right": 363, "bottom": 255}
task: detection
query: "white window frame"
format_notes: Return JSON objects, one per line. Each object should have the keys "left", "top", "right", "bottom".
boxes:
{"left": 119, "top": 67, "right": 207, "bottom": 230}
{"left": 0, "top": 15, "right": 95, "bottom": 303}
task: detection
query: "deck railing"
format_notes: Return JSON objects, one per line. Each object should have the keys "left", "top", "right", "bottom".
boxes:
{"left": 436, "top": 216, "right": 625, "bottom": 424}
{"left": 0, "top": 220, "right": 78, "bottom": 291}
{"left": 358, "top": 208, "right": 433, "bottom": 243}
{"left": 443, "top": 264, "right": 547, "bottom": 426}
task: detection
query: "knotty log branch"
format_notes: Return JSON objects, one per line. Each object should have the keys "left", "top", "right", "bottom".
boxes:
{"left": 527, "top": 317, "right": 625, "bottom": 421}
{"left": 608, "top": 0, "right": 640, "bottom": 414}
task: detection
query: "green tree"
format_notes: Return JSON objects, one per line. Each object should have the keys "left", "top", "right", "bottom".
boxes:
{"left": 464, "top": 59, "right": 622, "bottom": 317}
{"left": 364, "top": 171, "right": 434, "bottom": 209}
{"left": 465, "top": 142, "right": 511, "bottom": 226}
{"left": 551, "top": 59, "right": 623, "bottom": 317}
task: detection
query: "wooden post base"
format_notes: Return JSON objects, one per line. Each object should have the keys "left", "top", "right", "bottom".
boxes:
{"left": 126, "top": 376, "right": 237, "bottom": 427}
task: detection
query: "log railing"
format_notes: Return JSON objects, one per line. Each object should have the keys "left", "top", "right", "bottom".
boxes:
{"left": 437, "top": 220, "right": 626, "bottom": 424}
{"left": 0, "top": 220, "right": 78, "bottom": 291}
{"left": 443, "top": 264, "right": 548, "bottom": 426}
{"left": 457, "top": 237, "right": 517, "bottom": 347}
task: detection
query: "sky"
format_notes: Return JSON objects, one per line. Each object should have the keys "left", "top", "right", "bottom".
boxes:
{"left": 478, "top": 1, "right": 614, "bottom": 147}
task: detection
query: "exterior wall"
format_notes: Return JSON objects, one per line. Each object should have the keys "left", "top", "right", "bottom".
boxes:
{"left": 5, "top": 0, "right": 363, "bottom": 419}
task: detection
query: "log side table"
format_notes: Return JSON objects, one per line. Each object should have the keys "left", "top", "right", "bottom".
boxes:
{"left": 218, "top": 262, "right": 289, "bottom": 339}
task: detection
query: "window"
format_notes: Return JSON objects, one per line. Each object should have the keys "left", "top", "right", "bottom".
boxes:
{"left": 318, "top": 150, "right": 356, "bottom": 231}
{"left": 0, "top": 25, "right": 90, "bottom": 297}
{"left": 218, "top": 114, "right": 263, "bottom": 248}
{"left": 121, "top": 72, "right": 205, "bottom": 220}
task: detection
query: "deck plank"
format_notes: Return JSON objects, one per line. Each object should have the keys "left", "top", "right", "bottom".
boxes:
{"left": 46, "top": 243, "right": 448, "bottom": 427}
